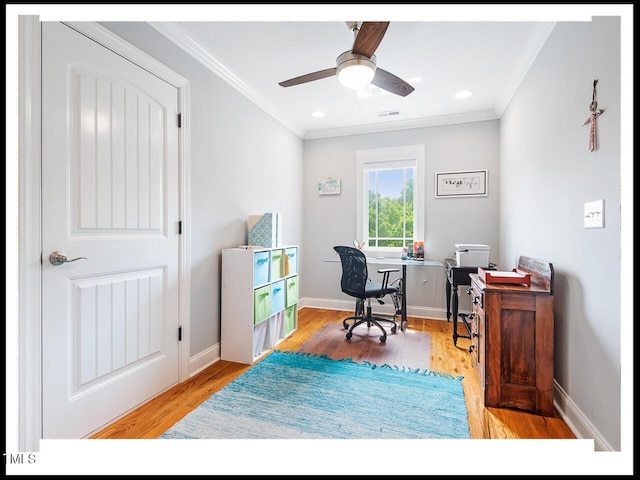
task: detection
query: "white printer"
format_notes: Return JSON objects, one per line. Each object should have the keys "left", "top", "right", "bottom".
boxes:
{"left": 454, "top": 243, "right": 490, "bottom": 267}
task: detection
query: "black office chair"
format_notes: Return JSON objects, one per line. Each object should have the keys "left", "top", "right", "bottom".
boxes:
{"left": 333, "top": 246, "right": 401, "bottom": 343}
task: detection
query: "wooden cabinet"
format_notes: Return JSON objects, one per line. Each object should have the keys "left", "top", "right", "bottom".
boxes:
{"left": 221, "top": 246, "right": 298, "bottom": 364}
{"left": 468, "top": 256, "right": 554, "bottom": 417}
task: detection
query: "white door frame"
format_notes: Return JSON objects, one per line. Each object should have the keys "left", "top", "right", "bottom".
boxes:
{"left": 18, "top": 17, "right": 191, "bottom": 451}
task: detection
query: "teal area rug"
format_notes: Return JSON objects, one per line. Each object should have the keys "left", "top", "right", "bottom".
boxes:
{"left": 160, "top": 351, "right": 470, "bottom": 439}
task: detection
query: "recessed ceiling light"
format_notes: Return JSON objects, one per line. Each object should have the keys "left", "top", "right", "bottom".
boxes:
{"left": 455, "top": 90, "right": 473, "bottom": 99}
{"left": 311, "top": 111, "right": 325, "bottom": 118}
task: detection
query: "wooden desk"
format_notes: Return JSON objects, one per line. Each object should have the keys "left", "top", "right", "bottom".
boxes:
{"left": 468, "top": 255, "right": 554, "bottom": 416}
{"left": 444, "top": 257, "right": 495, "bottom": 346}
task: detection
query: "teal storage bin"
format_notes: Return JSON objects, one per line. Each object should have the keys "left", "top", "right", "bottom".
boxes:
{"left": 270, "top": 280, "right": 285, "bottom": 315}
{"left": 253, "top": 251, "right": 270, "bottom": 287}
{"left": 285, "top": 247, "right": 298, "bottom": 275}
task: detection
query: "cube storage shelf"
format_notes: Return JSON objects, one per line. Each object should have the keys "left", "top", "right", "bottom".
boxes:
{"left": 221, "top": 246, "right": 299, "bottom": 364}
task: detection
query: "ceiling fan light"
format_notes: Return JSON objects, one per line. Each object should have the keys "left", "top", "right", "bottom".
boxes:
{"left": 338, "top": 65, "right": 375, "bottom": 89}
{"left": 336, "top": 51, "right": 376, "bottom": 89}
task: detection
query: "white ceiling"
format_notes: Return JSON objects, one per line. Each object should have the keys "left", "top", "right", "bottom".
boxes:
{"left": 149, "top": 19, "right": 555, "bottom": 139}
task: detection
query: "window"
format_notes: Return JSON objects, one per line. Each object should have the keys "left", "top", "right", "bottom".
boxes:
{"left": 356, "top": 145, "right": 425, "bottom": 255}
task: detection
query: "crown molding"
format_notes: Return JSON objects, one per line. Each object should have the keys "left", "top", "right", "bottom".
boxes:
{"left": 148, "top": 21, "right": 305, "bottom": 139}
{"left": 494, "top": 22, "right": 557, "bottom": 116}
{"left": 303, "top": 110, "right": 500, "bottom": 140}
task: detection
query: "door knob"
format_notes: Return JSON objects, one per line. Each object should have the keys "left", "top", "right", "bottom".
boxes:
{"left": 49, "top": 251, "right": 88, "bottom": 266}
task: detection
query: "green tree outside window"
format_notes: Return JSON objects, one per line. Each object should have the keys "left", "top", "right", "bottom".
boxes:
{"left": 367, "top": 168, "right": 414, "bottom": 248}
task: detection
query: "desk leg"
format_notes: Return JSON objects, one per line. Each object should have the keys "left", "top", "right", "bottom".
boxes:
{"left": 452, "top": 284, "right": 459, "bottom": 346}
{"left": 445, "top": 276, "right": 452, "bottom": 322}
{"left": 400, "top": 265, "right": 407, "bottom": 331}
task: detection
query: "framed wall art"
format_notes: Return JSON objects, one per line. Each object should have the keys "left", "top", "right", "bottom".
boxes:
{"left": 318, "top": 178, "right": 341, "bottom": 196}
{"left": 435, "top": 170, "right": 488, "bottom": 198}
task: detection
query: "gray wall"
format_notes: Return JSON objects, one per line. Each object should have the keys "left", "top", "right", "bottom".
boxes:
{"left": 499, "top": 17, "right": 621, "bottom": 451}
{"left": 302, "top": 122, "right": 500, "bottom": 317}
{"left": 101, "top": 22, "right": 304, "bottom": 356}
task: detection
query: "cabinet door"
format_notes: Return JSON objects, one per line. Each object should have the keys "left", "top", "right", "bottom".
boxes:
{"left": 484, "top": 290, "right": 554, "bottom": 416}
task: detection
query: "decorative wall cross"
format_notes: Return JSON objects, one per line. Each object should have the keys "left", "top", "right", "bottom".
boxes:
{"left": 582, "top": 79, "right": 604, "bottom": 152}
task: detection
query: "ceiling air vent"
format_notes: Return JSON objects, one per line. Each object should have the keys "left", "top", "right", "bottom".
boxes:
{"left": 376, "top": 110, "right": 400, "bottom": 118}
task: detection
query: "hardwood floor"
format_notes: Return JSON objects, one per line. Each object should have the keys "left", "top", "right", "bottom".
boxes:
{"left": 92, "top": 307, "right": 575, "bottom": 440}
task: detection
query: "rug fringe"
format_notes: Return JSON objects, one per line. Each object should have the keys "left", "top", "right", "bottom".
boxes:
{"left": 274, "top": 349, "right": 463, "bottom": 380}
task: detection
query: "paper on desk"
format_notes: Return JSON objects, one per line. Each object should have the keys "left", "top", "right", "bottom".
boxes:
{"left": 486, "top": 271, "right": 526, "bottom": 278}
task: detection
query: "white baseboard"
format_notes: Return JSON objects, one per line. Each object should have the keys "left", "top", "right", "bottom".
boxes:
{"left": 187, "top": 342, "right": 220, "bottom": 378}
{"left": 299, "top": 296, "right": 450, "bottom": 321}
{"left": 553, "top": 379, "right": 611, "bottom": 451}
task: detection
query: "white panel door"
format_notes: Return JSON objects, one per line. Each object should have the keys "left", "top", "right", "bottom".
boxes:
{"left": 41, "top": 22, "right": 180, "bottom": 439}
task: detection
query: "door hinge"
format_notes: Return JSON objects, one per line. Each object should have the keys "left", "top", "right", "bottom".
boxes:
{"left": 177, "top": 113, "right": 182, "bottom": 128}
{"left": 178, "top": 326, "right": 182, "bottom": 341}
{"left": 179, "top": 220, "right": 182, "bottom": 235}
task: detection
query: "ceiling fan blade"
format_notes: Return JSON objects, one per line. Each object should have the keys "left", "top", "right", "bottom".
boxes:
{"left": 371, "top": 68, "right": 415, "bottom": 97}
{"left": 279, "top": 68, "right": 337, "bottom": 87}
{"left": 351, "top": 22, "right": 390, "bottom": 58}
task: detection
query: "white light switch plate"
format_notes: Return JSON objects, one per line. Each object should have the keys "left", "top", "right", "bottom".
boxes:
{"left": 584, "top": 199, "right": 605, "bottom": 228}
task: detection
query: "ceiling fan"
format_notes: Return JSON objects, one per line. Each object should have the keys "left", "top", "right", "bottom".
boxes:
{"left": 278, "top": 21, "right": 415, "bottom": 97}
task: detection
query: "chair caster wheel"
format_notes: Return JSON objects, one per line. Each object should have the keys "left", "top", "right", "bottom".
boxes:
{"left": 346, "top": 332, "right": 353, "bottom": 340}
{"left": 391, "top": 326, "right": 397, "bottom": 334}
{"left": 380, "top": 336, "right": 386, "bottom": 343}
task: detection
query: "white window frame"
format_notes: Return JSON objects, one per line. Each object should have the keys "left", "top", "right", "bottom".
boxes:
{"left": 356, "top": 145, "right": 425, "bottom": 256}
